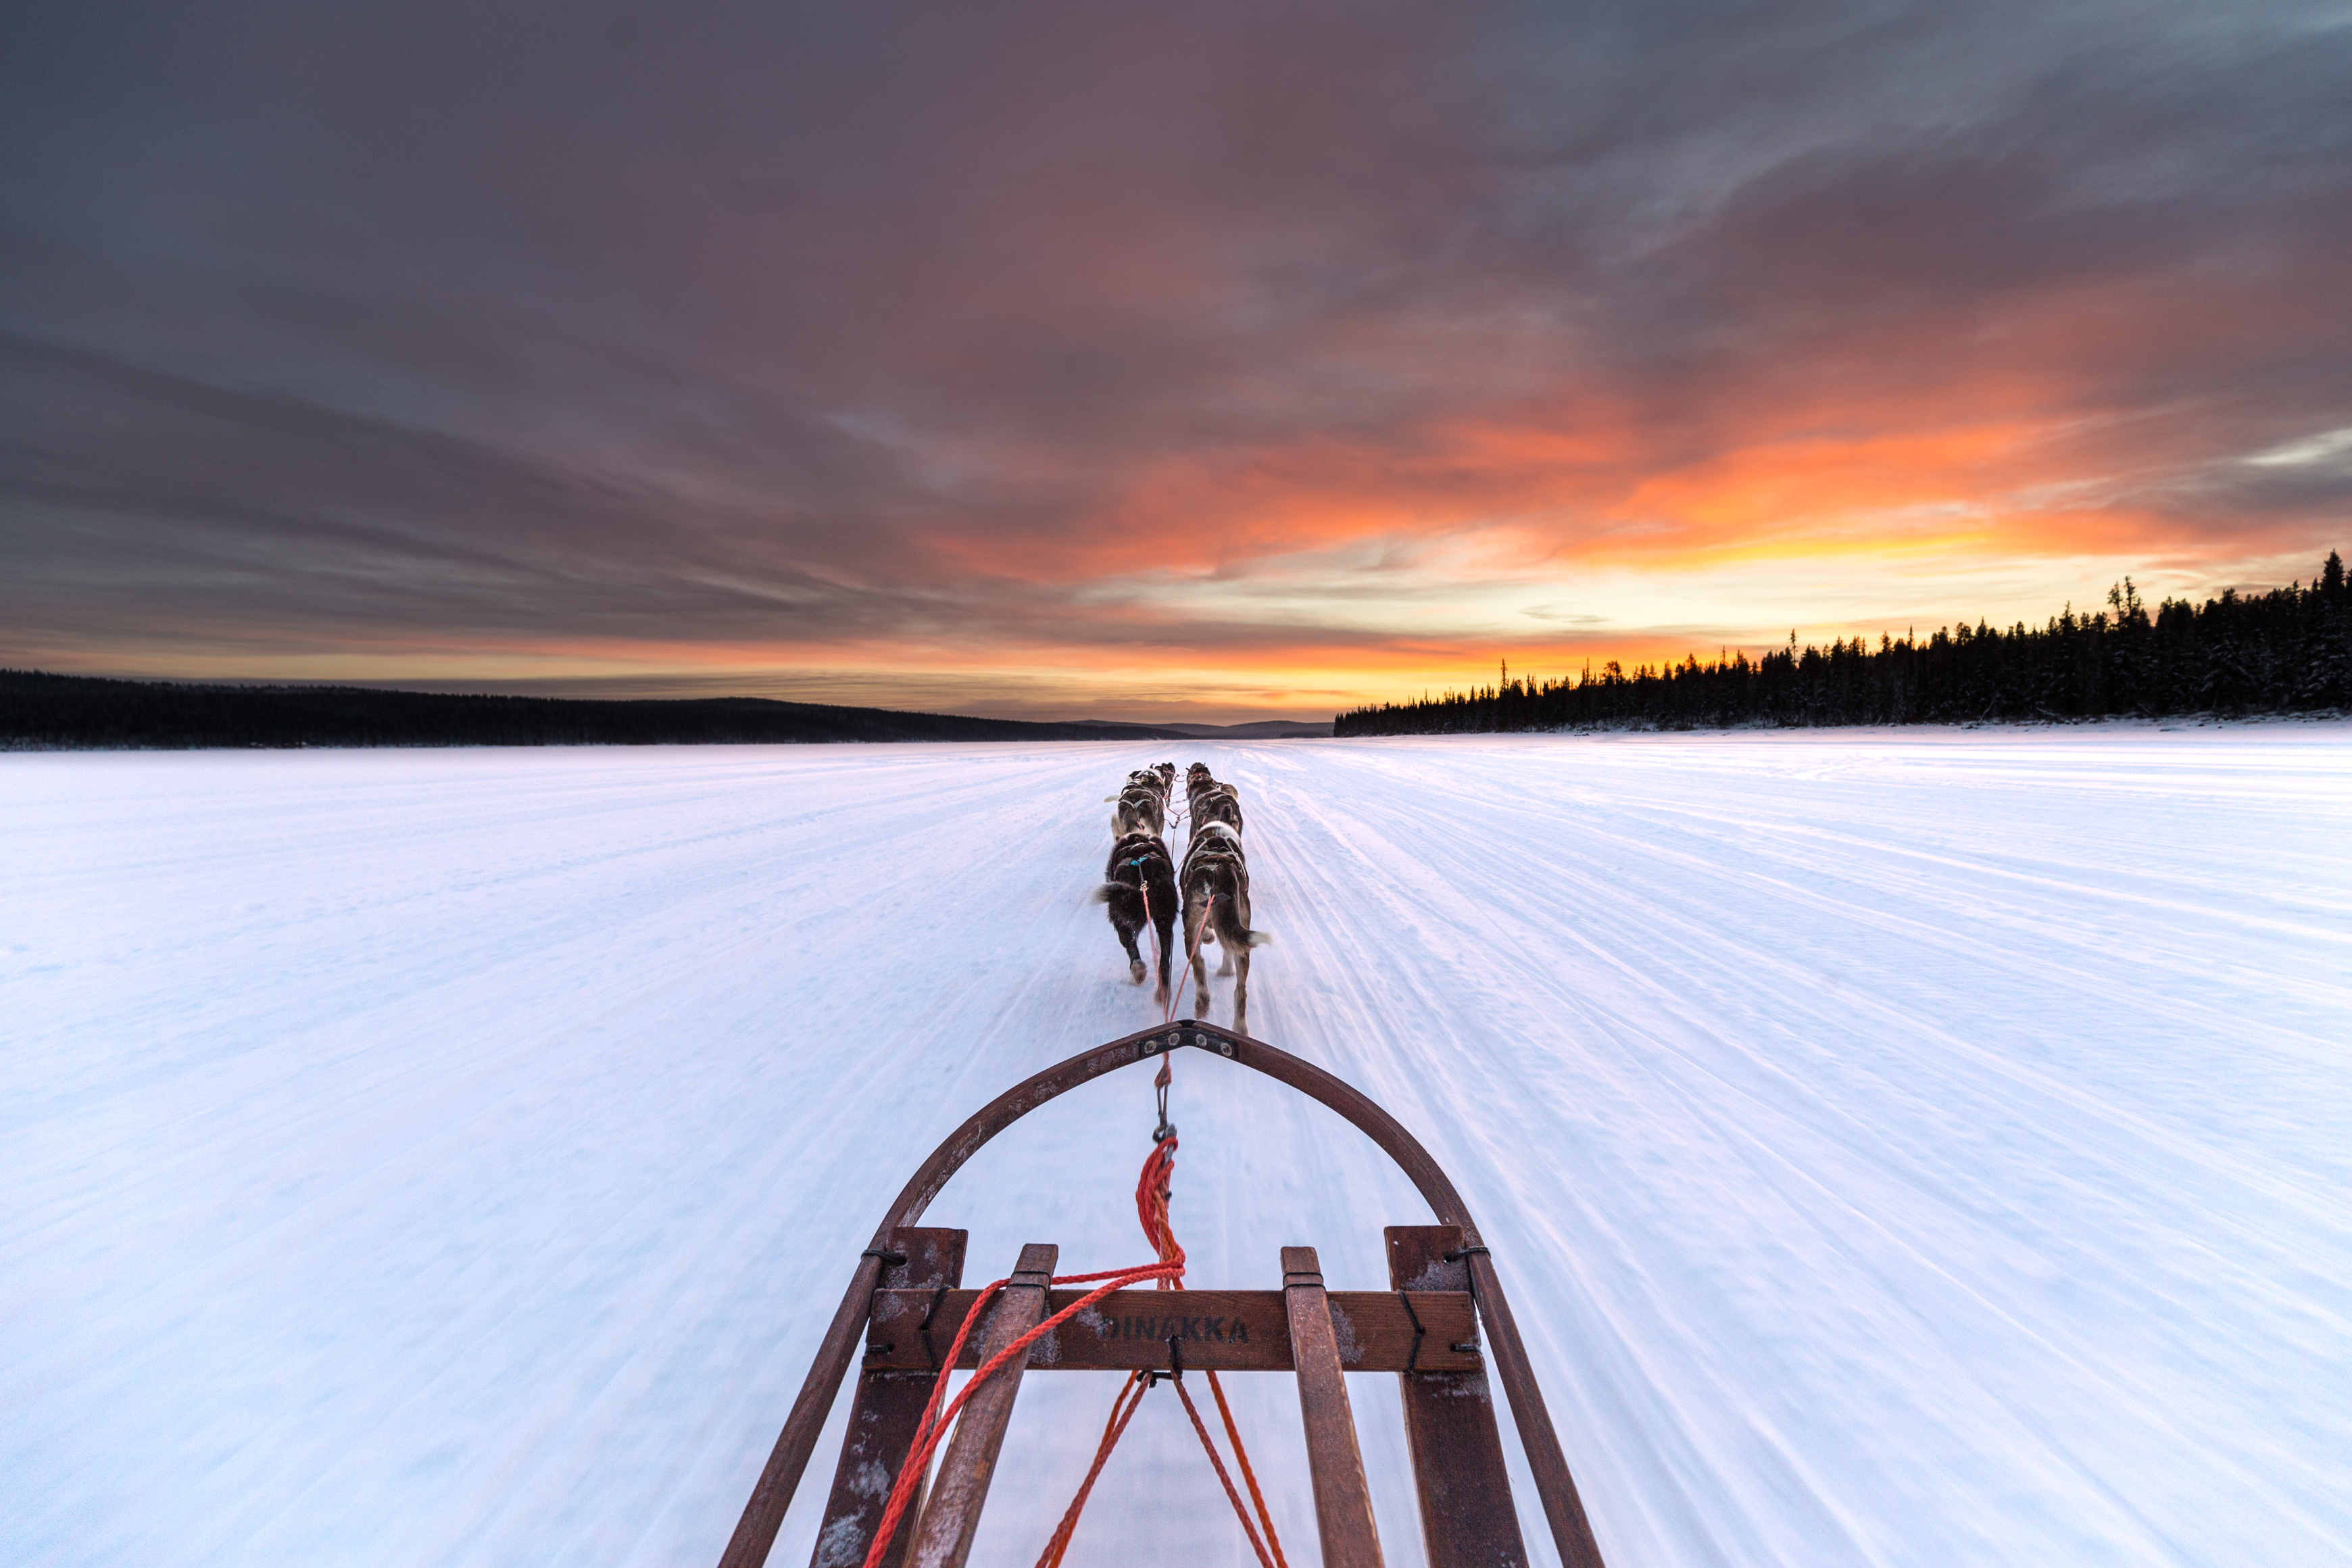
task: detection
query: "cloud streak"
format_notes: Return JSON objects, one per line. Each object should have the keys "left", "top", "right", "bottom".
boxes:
{"left": 4, "top": 0, "right": 2348, "bottom": 718}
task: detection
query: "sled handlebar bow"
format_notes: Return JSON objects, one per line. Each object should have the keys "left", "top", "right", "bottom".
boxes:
{"left": 714, "top": 1021, "right": 1607, "bottom": 1568}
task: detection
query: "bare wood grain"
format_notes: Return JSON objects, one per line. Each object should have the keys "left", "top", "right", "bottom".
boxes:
{"left": 1283, "top": 1246, "right": 1385, "bottom": 1568}
{"left": 805, "top": 1230, "right": 968, "bottom": 1568}
{"left": 716, "top": 1023, "right": 1604, "bottom": 1568}
{"left": 862, "top": 1288, "right": 1477, "bottom": 1373}
{"left": 905, "top": 1243, "right": 1058, "bottom": 1568}
{"left": 1388, "top": 1226, "right": 1529, "bottom": 1568}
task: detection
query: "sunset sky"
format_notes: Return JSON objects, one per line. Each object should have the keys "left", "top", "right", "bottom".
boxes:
{"left": 5, "top": 1, "right": 2349, "bottom": 722}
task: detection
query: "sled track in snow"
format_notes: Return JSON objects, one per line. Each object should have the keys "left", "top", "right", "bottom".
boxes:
{"left": 5, "top": 729, "right": 2351, "bottom": 1566}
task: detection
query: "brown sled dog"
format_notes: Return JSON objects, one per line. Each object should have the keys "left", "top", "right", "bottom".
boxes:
{"left": 1092, "top": 830, "right": 1179, "bottom": 1006}
{"left": 1184, "top": 762, "right": 1244, "bottom": 839}
{"left": 1179, "top": 820, "right": 1271, "bottom": 1035}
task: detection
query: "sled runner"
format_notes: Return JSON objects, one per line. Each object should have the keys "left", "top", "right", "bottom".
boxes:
{"left": 714, "top": 1021, "right": 1607, "bottom": 1568}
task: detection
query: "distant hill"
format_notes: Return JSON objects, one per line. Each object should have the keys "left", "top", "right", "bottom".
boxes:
{"left": 1062, "top": 718, "right": 1333, "bottom": 739}
{"left": 0, "top": 670, "right": 1197, "bottom": 750}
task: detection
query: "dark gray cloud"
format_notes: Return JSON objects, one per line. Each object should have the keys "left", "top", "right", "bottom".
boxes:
{"left": 4, "top": 0, "right": 2349, "bottom": 697}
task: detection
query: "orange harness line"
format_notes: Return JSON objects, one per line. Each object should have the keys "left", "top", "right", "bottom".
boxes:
{"left": 1142, "top": 885, "right": 1215, "bottom": 1027}
{"left": 857, "top": 1257, "right": 1185, "bottom": 1568}
{"left": 1170, "top": 1374, "right": 1280, "bottom": 1568}
{"left": 1033, "top": 1370, "right": 1153, "bottom": 1568}
{"left": 1038, "top": 1074, "right": 1287, "bottom": 1568}
{"left": 866, "top": 877, "right": 1272, "bottom": 1567}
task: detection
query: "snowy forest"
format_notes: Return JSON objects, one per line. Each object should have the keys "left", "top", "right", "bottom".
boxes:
{"left": 1338, "top": 550, "right": 2352, "bottom": 735}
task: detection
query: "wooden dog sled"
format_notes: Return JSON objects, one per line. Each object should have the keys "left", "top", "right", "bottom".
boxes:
{"left": 715, "top": 1021, "right": 1608, "bottom": 1568}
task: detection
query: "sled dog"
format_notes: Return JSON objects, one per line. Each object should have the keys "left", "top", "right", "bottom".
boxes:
{"left": 1184, "top": 763, "right": 1245, "bottom": 841}
{"left": 1179, "top": 820, "right": 1270, "bottom": 1035}
{"left": 1092, "top": 829, "right": 1179, "bottom": 1006}
{"left": 1106, "top": 764, "right": 1177, "bottom": 837}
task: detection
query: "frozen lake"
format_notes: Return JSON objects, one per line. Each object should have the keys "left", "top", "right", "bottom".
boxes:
{"left": 6, "top": 729, "right": 2350, "bottom": 1567}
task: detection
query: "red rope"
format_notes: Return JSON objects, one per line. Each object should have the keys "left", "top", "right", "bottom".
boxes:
{"left": 1140, "top": 881, "right": 1170, "bottom": 1023}
{"left": 857, "top": 1259, "right": 1183, "bottom": 1568}
{"left": 1174, "top": 1377, "right": 1279, "bottom": 1568}
{"left": 1207, "top": 1367, "right": 1287, "bottom": 1568}
{"left": 1160, "top": 891, "right": 1215, "bottom": 1024}
{"left": 1029, "top": 1067, "right": 1288, "bottom": 1568}
{"left": 1140, "top": 883, "right": 1215, "bottom": 1026}
{"left": 866, "top": 954, "right": 1283, "bottom": 1568}
{"left": 1135, "top": 1127, "right": 1181, "bottom": 1270}
{"left": 1033, "top": 1372, "right": 1151, "bottom": 1568}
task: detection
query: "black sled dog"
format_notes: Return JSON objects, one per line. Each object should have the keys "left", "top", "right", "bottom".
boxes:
{"left": 1092, "top": 830, "right": 1179, "bottom": 1007}
{"left": 1179, "top": 820, "right": 1271, "bottom": 1035}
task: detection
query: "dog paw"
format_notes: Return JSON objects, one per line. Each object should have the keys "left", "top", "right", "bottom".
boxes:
{"left": 1129, "top": 960, "right": 1147, "bottom": 983}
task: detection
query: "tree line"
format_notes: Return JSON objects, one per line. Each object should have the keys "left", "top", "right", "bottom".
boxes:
{"left": 0, "top": 671, "right": 1196, "bottom": 749}
{"left": 1336, "top": 549, "right": 2352, "bottom": 735}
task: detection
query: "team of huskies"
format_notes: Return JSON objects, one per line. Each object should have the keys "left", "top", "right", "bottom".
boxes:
{"left": 1090, "top": 762, "right": 1269, "bottom": 1034}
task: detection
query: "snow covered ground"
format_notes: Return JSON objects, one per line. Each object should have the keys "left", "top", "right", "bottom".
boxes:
{"left": 6, "top": 729, "right": 2349, "bottom": 1568}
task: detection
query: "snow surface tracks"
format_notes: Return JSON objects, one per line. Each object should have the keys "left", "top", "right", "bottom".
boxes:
{"left": 5, "top": 730, "right": 2350, "bottom": 1568}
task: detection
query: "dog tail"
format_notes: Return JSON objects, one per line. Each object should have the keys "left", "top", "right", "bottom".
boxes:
{"left": 1245, "top": 928, "right": 1273, "bottom": 948}
{"left": 1089, "top": 882, "right": 1134, "bottom": 904}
